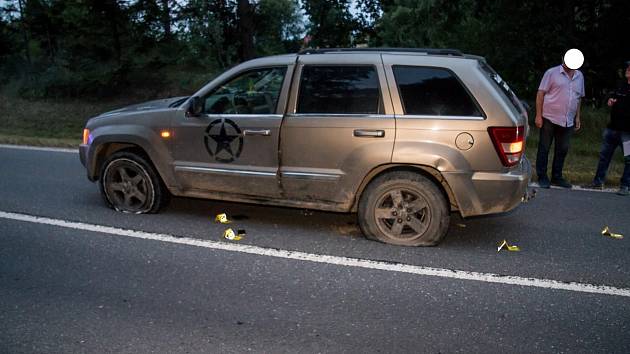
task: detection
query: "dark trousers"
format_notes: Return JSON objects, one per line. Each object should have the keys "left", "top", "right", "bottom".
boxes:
{"left": 536, "top": 118, "right": 573, "bottom": 180}
{"left": 593, "top": 128, "right": 630, "bottom": 187}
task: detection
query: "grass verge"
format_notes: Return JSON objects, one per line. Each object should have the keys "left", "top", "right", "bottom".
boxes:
{"left": 525, "top": 106, "right": 625, "bottom": 187}
{"left": 0, "top": 94, "right": 139, "bottom": 144}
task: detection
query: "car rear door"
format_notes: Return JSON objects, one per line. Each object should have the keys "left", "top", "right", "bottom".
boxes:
{"left": 279, "top": 53, "right": 395, "bottom": 210}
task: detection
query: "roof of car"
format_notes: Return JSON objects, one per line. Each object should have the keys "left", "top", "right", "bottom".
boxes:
{"left": 242, "top": 48, "right": 483, "bottom": 68}
{"left": 298, "top": 47, "right": 465, "bottom": 57}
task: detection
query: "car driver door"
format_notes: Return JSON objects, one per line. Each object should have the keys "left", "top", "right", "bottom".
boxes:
{"left": 171, "top": 66, "right": 291, "bottom": 198}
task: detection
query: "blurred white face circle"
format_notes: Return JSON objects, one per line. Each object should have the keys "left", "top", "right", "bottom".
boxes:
{"left": 564, "top": 49, "right": 584, "bottom": 70}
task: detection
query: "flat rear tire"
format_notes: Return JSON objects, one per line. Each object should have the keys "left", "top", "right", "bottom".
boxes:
{"left": 358, "top": 171, "right": 450, "bottom": 246}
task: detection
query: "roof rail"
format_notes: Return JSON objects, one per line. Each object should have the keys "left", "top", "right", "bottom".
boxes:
{"left": 298, "top": 47, "right": 464, "bottom": 56}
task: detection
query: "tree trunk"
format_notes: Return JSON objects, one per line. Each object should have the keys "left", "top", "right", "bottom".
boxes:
{"left": 237, "top": 0, "right": 255, "bottom": 61}
{"left": 100, "top": 0, "right": 123, "bottom": 66}
{"left": 17, "top": 0, "right": 32, "bottom": 67}
{"left": 160, "top": 0, "right": 171, "bottom": 41}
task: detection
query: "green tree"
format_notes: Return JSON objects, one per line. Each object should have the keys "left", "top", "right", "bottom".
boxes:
{"left": 302, "top": 0, "right": 357, "bottom": 48}
{"left": 181, "top": 0, "right": 238, "bottom": 68}
{"left": 374, "top": 0, "right": 630, "bottom": 102}
{"left": 255, "top": 0, "right": 303, "bottom": 55}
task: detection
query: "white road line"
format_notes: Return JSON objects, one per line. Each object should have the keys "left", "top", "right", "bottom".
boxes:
{"left": 529, "top": 182, "right": 617, "bottom": 193}
{"left": 2, "top": 210, "right": 629, "bottom": 298}
{"left": 0, "top": 144, "right": 78, "bottom": 153}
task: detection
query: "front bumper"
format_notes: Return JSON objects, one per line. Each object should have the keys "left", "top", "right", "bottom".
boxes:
{"left": 79, "top": 144, "right": 88, "bottom": 167}
{"left": 79, "top": 144, "right": 98, "bottom": 182}
{"left": 443, "top": 157, "right": 532, "bottom": 217}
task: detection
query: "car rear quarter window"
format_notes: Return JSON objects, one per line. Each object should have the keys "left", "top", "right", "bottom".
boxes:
{"left": 393, "top": 66, "right": 482, "bottom": 117}
{"left": 297, "top": 65, "right": 382, "bottom": 114}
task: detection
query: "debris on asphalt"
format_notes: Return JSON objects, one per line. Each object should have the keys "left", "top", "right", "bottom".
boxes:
{"left": 497, "top": 239, "right": 520, "bottom": 252}
{"left": 521, "top": 189, "right": 537, "bottom": 203}
{"left": 601, "top": 226, "right": 623, "bottom": 239}
{"left": 333, "top": 223, "right": 361, "bottom": 237}
{"left": 231, "top": 214, "right": 249, "bottom": 220}
{"left": 215, "top": 213, "right": 232, "bottom": 224}
{"left": 223, "top": 228, "right": 244, "bottom": 241}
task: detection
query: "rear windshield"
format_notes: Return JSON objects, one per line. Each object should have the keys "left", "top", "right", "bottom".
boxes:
{"left": 478, "top": 60, "right": 524, "bottom": 114}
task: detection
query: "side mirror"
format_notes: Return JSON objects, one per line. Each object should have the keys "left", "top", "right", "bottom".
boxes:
{"left": 186, "top": 96, "right": 203, "bottom": 117}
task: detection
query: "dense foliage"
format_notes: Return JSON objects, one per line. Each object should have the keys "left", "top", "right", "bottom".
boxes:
{"left": 1, "top": 0, "right": 629, "bottom": 102}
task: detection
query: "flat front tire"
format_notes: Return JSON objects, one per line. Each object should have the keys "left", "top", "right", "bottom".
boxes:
{"left": 99, "top": 151, "right": 169, "bottom": 214}
{"left": 358, "top": 171, "right": 450, "bottom": 246}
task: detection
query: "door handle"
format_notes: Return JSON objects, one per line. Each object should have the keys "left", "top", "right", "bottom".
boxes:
{"left": 353, "top": 129, "right": 385, "bottom": 138}
{"left": 243, "top": 129, "right": 271, "bottom": 136}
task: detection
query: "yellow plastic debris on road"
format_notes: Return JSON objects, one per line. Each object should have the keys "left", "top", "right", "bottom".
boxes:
{"left": 497, "top": 239, "right": 520, "bottom": 252}
{"left": 215, "top": 213, "right": 231, "bottom": 224}
{"left": 223, "top": 228, "right": 243, "bottom": 241}
{"left": 601, "top": 226, "right": 623, "bottom": 239}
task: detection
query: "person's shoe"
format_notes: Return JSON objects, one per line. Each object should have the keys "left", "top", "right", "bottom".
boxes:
{"left": 617, "top": 186, "right": 629, "bottom": 196}
{"left": 551, "top": 178, "right": 572, "bottom": 189}
{"left": 582, "top": 182, "right": 604, "bottom": 190}
{"left": 538, "top": 176, "right": 550, "bottom": 189}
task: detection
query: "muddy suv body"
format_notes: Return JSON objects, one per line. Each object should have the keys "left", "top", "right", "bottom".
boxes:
{"left": 80, "top": 48, "right": 531, "bottom": 246}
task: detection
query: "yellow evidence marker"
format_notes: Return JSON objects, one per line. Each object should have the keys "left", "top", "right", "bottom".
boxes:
{"left": 215, "top": 213, "right": 231, "bottom": 224}
{"left": 497, "top": 239, "right": 520, "bottom": 252}
{"left": 601, "top": 226, "right": 623, "bottom": 239}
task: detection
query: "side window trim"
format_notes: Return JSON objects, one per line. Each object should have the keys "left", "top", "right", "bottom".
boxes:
{"left": 295, "top": 64, "right": 384, "bottom": 115}
{"left": 398, "top": 114, "right": 484, "bottom": 120}
{"left": 287, "top": 113, "right": 396, "bottom": 119}
{"left": 392, "top": 65, "right": 486, "bottom": 119}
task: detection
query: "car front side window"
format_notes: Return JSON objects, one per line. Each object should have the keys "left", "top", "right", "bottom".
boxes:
{"left": 203, "top": 67, "right": 287, "bottom": 115}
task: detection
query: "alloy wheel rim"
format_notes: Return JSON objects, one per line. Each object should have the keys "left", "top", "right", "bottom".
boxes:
{"left": 374, "top": 188, "right": 430, "bottom": 240}
{"left": 104, "top": 160, "right": 153, "bottom": 213}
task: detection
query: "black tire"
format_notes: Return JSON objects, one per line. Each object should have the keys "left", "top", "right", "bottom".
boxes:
{"left": 358, "top": 171, "right": 450, "bottom": 246}
{"left": 99, "top": 151, "right": 169, "bottom": 214}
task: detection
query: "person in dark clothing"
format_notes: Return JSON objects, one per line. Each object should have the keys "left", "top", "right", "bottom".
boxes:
{"left": 585, "top": 61, "right": 630, "bottom": 196}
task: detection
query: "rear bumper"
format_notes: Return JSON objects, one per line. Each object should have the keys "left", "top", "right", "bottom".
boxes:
{"left": 443, "top": 157, "right": 532, "bottom": 217}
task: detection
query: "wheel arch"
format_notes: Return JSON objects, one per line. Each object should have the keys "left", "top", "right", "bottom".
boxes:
{"left": 90, "top": 142, "right": 144, "bottom": 180}
{"left": 86, "top": 125, "right": 175, "bottom": 185}
{"left": 90, "top": 141, "right": 173, "bottom": 193}
{"left": 352, "top": 164, "right": 458, "bottom": 213}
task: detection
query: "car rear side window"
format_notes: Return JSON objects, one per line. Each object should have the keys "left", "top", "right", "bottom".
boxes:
{"left": 393, "top": 66, "right": 482, "bottom": 117}
{"left": 297, "top": 65, "right": 382, "bottom": 114}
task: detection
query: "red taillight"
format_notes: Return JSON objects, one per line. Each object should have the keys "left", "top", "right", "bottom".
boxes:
{"left": 488, "top": 126, "right": 525, "bottom": 167}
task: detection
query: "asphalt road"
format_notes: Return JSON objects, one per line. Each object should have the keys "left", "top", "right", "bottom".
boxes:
{"left": 1, "top": 146, "right": 629, "bottom": 353}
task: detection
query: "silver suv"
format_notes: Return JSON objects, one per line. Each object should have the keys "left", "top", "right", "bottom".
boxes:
{"left": 80, "top": 48, "right": 531, "bottom": 246}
